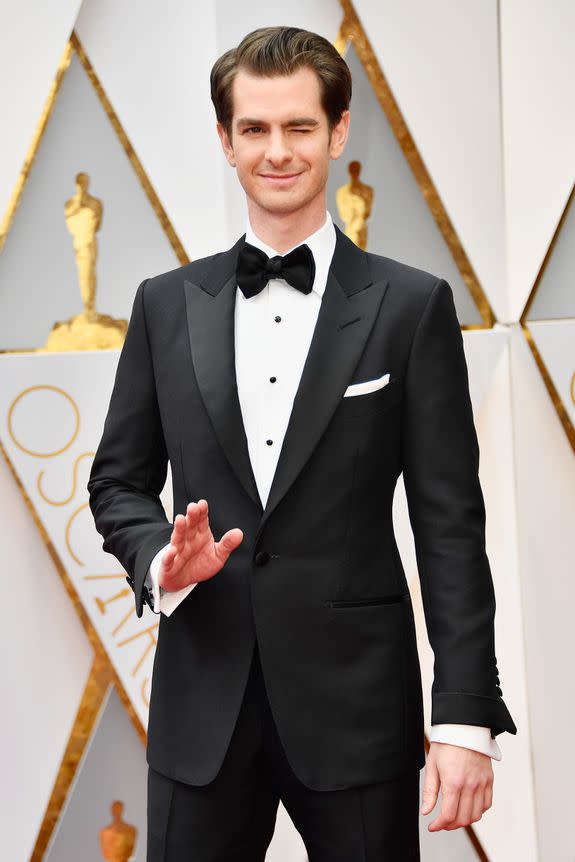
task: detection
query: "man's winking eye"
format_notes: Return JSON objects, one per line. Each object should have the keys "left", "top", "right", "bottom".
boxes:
{"left": 237, "top": 117, "right": 320, "bottom": 135}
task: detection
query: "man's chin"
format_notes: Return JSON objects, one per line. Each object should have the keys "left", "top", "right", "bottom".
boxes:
{"left": 251, "top": 194, "right": 311, "bottom": 217}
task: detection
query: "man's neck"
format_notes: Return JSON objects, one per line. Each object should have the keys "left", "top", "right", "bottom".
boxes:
{"left": 246, "top": 196, "right": 328, "bottom": 254}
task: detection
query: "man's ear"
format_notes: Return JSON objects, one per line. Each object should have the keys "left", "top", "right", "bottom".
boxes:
{"left": 329, "top": 110, "right": 351, "bottom": 161}
{"left": 216, "top": 121, "right": 236, "bottom": 167}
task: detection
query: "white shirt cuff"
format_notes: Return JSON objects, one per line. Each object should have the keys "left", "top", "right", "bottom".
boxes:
{"left": 430, "top": 723, "right": 502, "bottom": 760}
{"left": 145, "top": 543, "right": 197, "bottom": 617}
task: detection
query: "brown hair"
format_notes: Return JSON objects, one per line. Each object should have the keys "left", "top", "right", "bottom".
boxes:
{"left": 210, "top": 26, "right": 352, "bottom": 141}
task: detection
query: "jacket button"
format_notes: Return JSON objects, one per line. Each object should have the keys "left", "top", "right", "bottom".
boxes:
{"left": 255, "top": 550, "right": 271, "bottom": 566}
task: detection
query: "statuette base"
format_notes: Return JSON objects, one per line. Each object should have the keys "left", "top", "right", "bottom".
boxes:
{"left": 41, "top": 311, "right": 128, "bottom": 352}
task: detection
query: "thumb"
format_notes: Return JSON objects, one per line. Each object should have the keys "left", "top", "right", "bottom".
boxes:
{"left": 421, "top": 757, "right": 440, "bottom": 815}
{"left": 216, "top": 528, "right": 243, "bottom": 558}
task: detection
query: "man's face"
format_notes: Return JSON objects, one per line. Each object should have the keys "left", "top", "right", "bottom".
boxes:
{"left": 217, "top": 66, "right": 349, "bottom": 218}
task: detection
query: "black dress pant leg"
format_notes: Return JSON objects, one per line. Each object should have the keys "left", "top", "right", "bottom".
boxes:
{"left": 146, "top": 643, "right": 280, "bottom": 862}
{"left": 257, "top": 649, "right": 422, "bottom": 862}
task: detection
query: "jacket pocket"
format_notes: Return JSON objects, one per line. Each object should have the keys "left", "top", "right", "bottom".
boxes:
{"left": 326, "top": 593, "right": 408, "bottom": 608}
{"left": 335, "top": 377, "right": 403, "bottom": 420}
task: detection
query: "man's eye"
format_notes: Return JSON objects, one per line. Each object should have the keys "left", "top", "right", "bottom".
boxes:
{"left": 245, "top": 127, "right": 262, "bottom": 134}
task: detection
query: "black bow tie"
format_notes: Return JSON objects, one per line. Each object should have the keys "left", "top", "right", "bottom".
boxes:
{"left": 236, "top": 240, "right": 316, "bottom": 299}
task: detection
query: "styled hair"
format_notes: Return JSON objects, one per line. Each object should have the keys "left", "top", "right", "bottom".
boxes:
{"left": 210, "top": 26, "right": 352, "bottom": 140}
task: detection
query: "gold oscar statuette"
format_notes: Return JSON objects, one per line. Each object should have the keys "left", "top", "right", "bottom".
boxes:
{"left": 41, "top": 172, "right": 128, "bottom": 351}
{"left": 336, "top": 160, "right": 374, "bottom": 250}
{"left": 99, "top": 800, "right": 137, "bottom": 862}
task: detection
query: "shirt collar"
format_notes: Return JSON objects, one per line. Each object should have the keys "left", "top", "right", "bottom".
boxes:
{"left": 243, "top": 210, "right": 336, "bottom": 299}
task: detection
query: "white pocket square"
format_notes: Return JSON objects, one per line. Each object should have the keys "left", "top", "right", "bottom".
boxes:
{"left": 343, "top": 372, "right": 390, "bottom": 397}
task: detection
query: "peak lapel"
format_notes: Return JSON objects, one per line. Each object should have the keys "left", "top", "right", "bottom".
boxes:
{"left": 183, "top": 234, "right": 263, "bottom": 511}
{"left": 259, "top": 226, "right": 389, "bottom": 530}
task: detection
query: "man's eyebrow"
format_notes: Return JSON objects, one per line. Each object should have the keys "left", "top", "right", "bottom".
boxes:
{"left": 236, "top": 117, "right": 320, "bottom": 128}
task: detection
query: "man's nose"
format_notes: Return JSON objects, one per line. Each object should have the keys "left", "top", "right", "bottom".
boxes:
{"left": 265, "top": 132, "right": 292, "bottom": 165}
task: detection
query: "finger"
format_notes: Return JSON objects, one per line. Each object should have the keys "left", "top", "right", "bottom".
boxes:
{"left": 162, "top": 545, "right": 176, "bottom": 570}
{"left": 448, "top": 785, "right": 474, "bottom": 830}
{"left": 166, "top": 538, "right": 184, "bottom": 567}
{"left": 158, "top": 545, "right": 178, "bottom": 587}
{"left": 185, "top": 500, "right": 210, "bottom": 540}
{"left": 180, "top": 503, "right": 201, "bottom": 548}
{"left": 429, "top": 783, "right": 460, "bottom": 831}
{"left": 185, "top": 500, "right": 202, "bottom": 530}
{"left": 421, "top": 758, "right": 440, "bottom": 815}
{"left": 195, "top": 499, "right": 211, "bottom": 534}
{"left": 471, "top": 784, "right": 485, "bottom": 823}
{"left": 484, "top": 779, "right": 493, "bottom": 811}
{"left": 171, "top": 514, "right": 186, "bottom": 548}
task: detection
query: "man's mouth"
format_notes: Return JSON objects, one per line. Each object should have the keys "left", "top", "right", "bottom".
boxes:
{"left": 259, "top": 172, "right": 302, "bottom": 184}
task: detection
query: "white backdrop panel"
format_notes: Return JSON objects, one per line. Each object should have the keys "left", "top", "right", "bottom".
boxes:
{"left": 527, "top": 194, "right": 575, "bottom": 321}
{"left": 500, "top": 0, "right": 575, "bottom": 320}
{"left": 327, "top": 43, "right": 480, "bottom": 325}
{"left": 0, "top": 0, "right": 84, "bottom": 222}
{"left": 529, "top": 320, "right": 575, "bottom": 428}
{"left": 352, "top": 0, "right": 507, "bottom": 320}
{"left": 0, "top": 352, "right": 166, "bottom": 729}
{"left": 44, "top": 687, "right": 147, "bottom": 862}
{"left": 473, "top": 339, "right": 537, "bottom": 859}
{"left": 509, "top": 325, "right": 575, "bottom": 861}
{"left": 75, "top": 0, "right": 227, "bottom": 260}
{"left": 0, "top": 449, "right": 93, "bottom": 862}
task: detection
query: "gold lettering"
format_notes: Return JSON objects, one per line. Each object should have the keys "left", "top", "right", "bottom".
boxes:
{"left": 38, "top": 451, "right": 94, "bottom": 506}
{"left": 116, "top": 624, "right": 159, "bottom": 677}
{"left": 83, "top": 574, "right": 126, "bottom": 581}
{"left": 94, "top": 588, "right": 131, "bottom": 615}
{"left": 112, "top": 607, "right": 135, "bottom": 638}
{"left": 141, "top": 677, "right": 151, "bottom": 709}
{"left": 65, "top": 502, "right": 91, "bottom": 565}
{"left": 7, "top": 385, "right": 80, "bottom": 457}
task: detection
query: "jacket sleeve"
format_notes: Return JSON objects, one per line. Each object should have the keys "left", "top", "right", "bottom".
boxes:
{"left": 401, "top": 277, "right": 517, "bottom": 738}
{"left": 87, "top": 278, "right": 174, "bottom": 618}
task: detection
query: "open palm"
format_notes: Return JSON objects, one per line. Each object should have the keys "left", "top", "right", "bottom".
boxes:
{"left": 158, "top": 499, "right": 243, "bottom": 591}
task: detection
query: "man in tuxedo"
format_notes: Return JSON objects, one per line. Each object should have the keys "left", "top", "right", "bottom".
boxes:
{"left": 87, "top": 25, "right": 517, "bottom": 861}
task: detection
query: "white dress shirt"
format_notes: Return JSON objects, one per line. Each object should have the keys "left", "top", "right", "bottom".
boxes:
{"left": 143, "top": 210, "right": 502, "bottom": 760}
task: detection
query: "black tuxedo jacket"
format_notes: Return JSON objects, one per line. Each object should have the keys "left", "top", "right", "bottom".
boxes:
{"left": 87, "top": 225, "right": 517, "bottom": 790}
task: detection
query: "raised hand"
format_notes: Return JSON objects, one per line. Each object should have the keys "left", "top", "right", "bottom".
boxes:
{"left": 158, "top": 499, "right": 243, "bottom": 592}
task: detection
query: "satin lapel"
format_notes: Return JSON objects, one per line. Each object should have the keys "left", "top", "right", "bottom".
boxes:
{"left": 183, "top": 234, "right": 263, "bottom": 511}
{"left": 259, "top": 226, "right": 389, "bottom": 530}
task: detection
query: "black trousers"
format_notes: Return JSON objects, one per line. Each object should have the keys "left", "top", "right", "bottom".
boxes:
{"left": 147, "top": 642, "right": 421, "bottom": 861}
